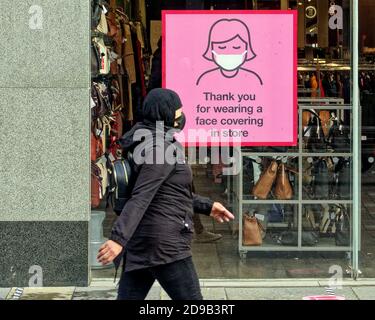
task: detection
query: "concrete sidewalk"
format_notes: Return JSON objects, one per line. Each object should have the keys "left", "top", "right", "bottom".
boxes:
{"left": 1, "top": 279, "right": 375, "bottom": 300}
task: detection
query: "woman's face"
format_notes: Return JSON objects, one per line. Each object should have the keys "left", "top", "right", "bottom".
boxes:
{"left": 174, "top": 108, "right": 186, "bottom": 130}
{"left": 211, "top": 35, "right": 247, "bottom": 56}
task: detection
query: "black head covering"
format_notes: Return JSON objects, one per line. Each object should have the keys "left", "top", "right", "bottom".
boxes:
{"left": 142, "top": 88, "right": 182, "bottom": 128}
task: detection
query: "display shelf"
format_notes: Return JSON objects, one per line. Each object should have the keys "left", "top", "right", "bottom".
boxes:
{"left": 300, "top": 200, "right": 352, "bottom": 204}
{"left": 242, "top": 153, "right": 353, "bottom": 157}
{"left": 299, "top": 105, "right": 351, "bottom": 110}
{"left": 297, "top": 98, "right": 344, "bottom": 105}
{"left": 301, "top": 153, "right": 352, "bottom": 157}
{"left": 241, "top": 200, "right": 300, "bottom": 204}
{"left": 241, "top": 152, "right": 300, "bottom": 157}
{"left": 236, "top": 98, "right": 353, "bottom": 257}
{"left": 239, "top": 246, "right": 350, "bottom": 258}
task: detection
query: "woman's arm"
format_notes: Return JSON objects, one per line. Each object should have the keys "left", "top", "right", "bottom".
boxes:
{"left": 193, "top": 194, "right": 235, "bottom": 223}
{"left": 192, "top": 193, "right": 214, "bottom": 216}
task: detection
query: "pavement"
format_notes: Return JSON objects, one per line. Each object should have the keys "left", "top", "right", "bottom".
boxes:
{"left": 1, "top": 279, "right": 375, "bottom": 300}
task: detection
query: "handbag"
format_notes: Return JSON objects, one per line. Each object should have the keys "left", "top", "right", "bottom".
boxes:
{"left": 243, "top": 158, "right": 255, "bottom": 195}
{"left": 92, "top": 81, "right": 112, "bottom": 121}
{"left": 243, "top": 213, "right": 264, "bottom": 246}
{"left": 91, "top": 43, "right": 100, "bottom": 76}
{"left": 96, "top": 6, "right": 109, "bottom": 34}
{"left": 327, "top": 114, "right": 350, "bottom": 152}
{"left": 304, "top": 109, "right": 326, "bottom": 152}
{"left": 90, "top": 131, "right": 103, "bottom": 161}
{"left": 302, "top": 111, "right": 311, "bottom": 127}
{"left": 92, "top": 0, "right": 103, "bottom": 29}
{"left": 313, "top": 158, "right": 329, "bottom": 199}
{"left": 319, "top": 110, "right": 331, "bottom": 138}
{"left": 252, "top": 160, "right": 278, "bottom": 199}
{"left": 91, "top": 161, "right": 102, "bottom": 208}
{"left": 278, "top": 207, "right": 318, "bottom": 246}
{"left": 267, "top": 204, "right": 284, "bottom": 223}
{"left": 335, "top": 158, "right": 350, "bottom": 199}
{"left": 278, "top": 230, "right": 319, "bottom": 246}
{"left": 96, "top": 155, "right": 109, "bottom": 200}
{"left": 335, "top": 205, "right": 350, "bottom": 246}
{"left": 92, "top": 37, "right": 110, "bottom": 75}
{"left": 302, "top": 206, "right": 317, "bottom": 231}
{"left": 274, "top": 163, "right": 293, "bottom": 200}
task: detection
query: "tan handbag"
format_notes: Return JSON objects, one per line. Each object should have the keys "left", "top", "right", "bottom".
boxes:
{"left": 319, "top": 110, "right": 331, "bottom": 138}
{"left": 252, "top": 161, "right": 278, "bottom": 199}
{"left": 274, "top": 163, "right": 293, "bottom": 200}
{"left": 243, "top": 214, "right": 263, "bottom": 246}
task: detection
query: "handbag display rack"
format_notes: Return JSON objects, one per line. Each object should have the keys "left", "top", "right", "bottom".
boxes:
{"left": 233, "top": 96, "right": 353, "bottom": 259}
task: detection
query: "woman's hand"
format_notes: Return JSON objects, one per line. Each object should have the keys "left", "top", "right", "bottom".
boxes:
{"left": 97, "top": 240, "right": 123, "bottom": 266}
{"left": 210, "top": 202, "right": 235, "bottom": 223}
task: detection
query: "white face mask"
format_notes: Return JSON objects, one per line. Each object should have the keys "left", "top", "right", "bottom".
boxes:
{"left": 212, "top": 50, "right": 247, "bottom": 71}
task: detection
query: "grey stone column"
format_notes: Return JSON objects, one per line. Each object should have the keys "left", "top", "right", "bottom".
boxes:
{"left": 0, "top": 1, "right": 90, "bottom": 287}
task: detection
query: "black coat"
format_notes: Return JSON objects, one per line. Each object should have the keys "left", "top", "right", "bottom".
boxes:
{"left": 110, "top": 89, "right": 213, "bottom": 272}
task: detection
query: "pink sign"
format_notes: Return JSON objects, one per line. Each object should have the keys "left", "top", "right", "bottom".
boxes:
{"left": 162, "top": 10, "right": 297, "bottom": 146}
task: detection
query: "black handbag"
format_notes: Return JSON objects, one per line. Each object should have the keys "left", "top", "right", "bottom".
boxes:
{"left": 92, "top": 0, "right": 103, "bottom": 29}
{"left": 313, "top": 158, "right": 329, "bottom": 199}
{"left": 243, "top": 157, "right": 255, "bottom": 195}
{"left": 327, "top": 114, "right": 350, "bottom": 152}
{"left": 91, "top": 43, "right": 100, "bottom": 76}
{"left": 278, "top": 230, "right": 319, "bottom": 246}
{"left": 304, "top": 109, "right": 326, "bottom": 152}
{"left": 108, "top": 152, "right": 136, "bottom": 215}
{"left": 335, "top": 158, "right": 351, "bottom": 199}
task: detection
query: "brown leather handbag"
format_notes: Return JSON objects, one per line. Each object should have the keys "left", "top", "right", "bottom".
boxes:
{"left": 302, "top": 111, "right": 311, "bottom": 127}
{"left": 319, "top": 110, "right": 331, "bottom": 138}
{"left": 252, "top": 161, "right": 278, "bottom": 199}
{"left": 243, "top": 214, "right": 263, "bottom": 246}
{"left": 274, "top": 163, "right": 293, "bottom": 200}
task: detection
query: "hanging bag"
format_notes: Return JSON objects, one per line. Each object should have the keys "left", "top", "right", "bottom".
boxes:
{"left": 313, "top": 158, "right": 329, "bottom": 199}
{"left": 252, "top": 160, "right": 278, "bottom": 199}
{"left": 92, "top": 0, "right": 103, "bottom": 30}
{"left": 274, "top": 163, "right": 293, "bottom": 200}
{"left": 96, "top": 5, "right": 109, "bottom": 34}
{"left": 92, "top": 37, "right": 110, "bottom": 75}
{"left": 91, "top": 43, "right": 101, "bottom": 76}
{"left": 336, "top": 158, "right": 351, "bottom": 199}
{"left": 304, "top": 109, "right": 326, "bottom": 152}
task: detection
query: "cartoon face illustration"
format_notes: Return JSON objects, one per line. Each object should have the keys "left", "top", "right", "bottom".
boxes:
{"left": 196, "top": 19, "right": 263, "bottom": 86}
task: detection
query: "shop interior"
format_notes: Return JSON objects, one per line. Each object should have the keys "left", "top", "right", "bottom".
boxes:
{"left": 90, "top": 0, "right": 375, "bottom": 279}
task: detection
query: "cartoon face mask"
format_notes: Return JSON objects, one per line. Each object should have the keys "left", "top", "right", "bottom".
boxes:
{"left": 212, "top": 50, "right": 248, "bottom": 71}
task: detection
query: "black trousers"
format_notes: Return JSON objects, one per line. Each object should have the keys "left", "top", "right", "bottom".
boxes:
{"left": 117, "top": 256, "right": 203, "bottom": 300}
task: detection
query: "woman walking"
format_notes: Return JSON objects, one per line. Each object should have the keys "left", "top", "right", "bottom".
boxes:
{"left": 97, "top": 88, "right": 234, "bottom": 300}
